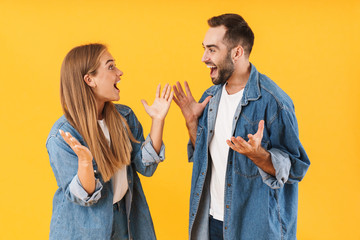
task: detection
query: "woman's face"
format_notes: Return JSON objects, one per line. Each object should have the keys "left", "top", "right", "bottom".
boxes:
{"left": 90, "top": 50, "right": 123, "bottom": 104}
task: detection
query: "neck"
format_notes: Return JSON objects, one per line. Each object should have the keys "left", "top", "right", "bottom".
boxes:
{"left": 96, "top": 101, "right": 105, "bottom": 120}
{"left": 225, "top": 61, "right": 251, "bottom": 95}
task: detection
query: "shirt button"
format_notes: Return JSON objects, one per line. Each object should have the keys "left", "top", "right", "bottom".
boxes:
{"left": 225, "top": 226, "right": 228, "bottom": 230}
{"left": 201, "top": 172, "right": 205, "bottom": 175}
{"left": 229, "top": 161, "right": 232, "bottom": 165}
{"left": 129, "top": 180, "right": 132, "bottom": 184}
{"left": 210, "top": 130, "right": 213, "bottom": 134}
{"left": 235, "top": 116, "right": 238, "bottom": 120}
{"left": 192, "top": 213, "right": 194, "bottom": 216}
{"left": 227, "top": 183, "right": 231, "bottom": 187}
{"left": 226, "top": 205, "right": 229, "bottom": 209}
{"left": 210, "top": 108, "right": 213, "bottom": 111}
{"left": 196, "top": 193, "right": 199, "bottom": 196}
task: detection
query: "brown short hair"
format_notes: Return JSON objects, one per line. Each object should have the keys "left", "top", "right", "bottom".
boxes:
{"left": 208, "top": 13, "right": 254, "bottom": 56}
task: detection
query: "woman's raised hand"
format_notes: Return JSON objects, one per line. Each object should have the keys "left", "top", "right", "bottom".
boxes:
{"left": 59, "top": 130, "right": 93, "bottom": 165}
{"left": 141, "top": 84, "right": 174, "bottom": 120}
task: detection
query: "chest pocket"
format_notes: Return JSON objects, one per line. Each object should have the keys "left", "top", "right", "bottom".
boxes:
{"left": 233, "top": 140, "right": 269, "bottom": 178}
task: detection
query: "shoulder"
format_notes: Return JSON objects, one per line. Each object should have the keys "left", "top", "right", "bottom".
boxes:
{"left": 114, "top": 104, "right": 133, "bottom": 117}
{"left": 114, "top": 104, "right": 140, "bottom": 128}
{"left": 258, "top": 73, "right": 294, "bottom": 111}
{"left": 45, "top": 115, "right": 82, "bottom": 148}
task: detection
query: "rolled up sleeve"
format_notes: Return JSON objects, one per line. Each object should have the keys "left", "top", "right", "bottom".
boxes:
{"left": 68, "top": 175, "right": 103, "bottom": 205}
{"left": 141, "top": 135, "right": 165, "bottom": 166}
{"left": 258, "top": 148, "right": 291, "bottom": 189}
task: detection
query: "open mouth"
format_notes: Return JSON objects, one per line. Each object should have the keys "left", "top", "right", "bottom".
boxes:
{"left": 114, "top": 80, "right": 120, "bottom": 90}
{"left": 207, "top": 65, "right": 217, "bottom": 76}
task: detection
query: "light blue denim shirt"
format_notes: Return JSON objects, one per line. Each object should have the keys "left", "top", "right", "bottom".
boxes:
{"left": 187, "top": 64, "right": 310, "bottom": 240}
{"left": 46, "top": 104, "right": 164, "bottom": 240}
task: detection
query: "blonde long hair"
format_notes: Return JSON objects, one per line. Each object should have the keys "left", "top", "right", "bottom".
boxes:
{"left": 60, "top": 43, "right": 136, "bottom": 182}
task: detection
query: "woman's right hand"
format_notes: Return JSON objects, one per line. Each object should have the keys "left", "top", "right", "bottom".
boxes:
{"left": 59, "top": 130, "right": 93, "bottom": 165}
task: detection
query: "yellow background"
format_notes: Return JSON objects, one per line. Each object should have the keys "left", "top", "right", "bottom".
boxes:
{"left": 0, "top": 0, "right": 359, "bottom": 239}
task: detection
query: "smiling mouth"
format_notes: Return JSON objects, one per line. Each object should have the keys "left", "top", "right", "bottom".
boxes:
{"left": 207, "top": 65, "right": 217, "bottom": 76}
{"left": 114, "top": 80, "right": 120, "bottom": 90}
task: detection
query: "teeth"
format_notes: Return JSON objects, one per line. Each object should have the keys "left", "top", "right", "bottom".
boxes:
{"left": 207, "top": 66, "right": 216, "bottom": 68}
{"left": 115, "top": 80, "right": 120, "bottom": 84}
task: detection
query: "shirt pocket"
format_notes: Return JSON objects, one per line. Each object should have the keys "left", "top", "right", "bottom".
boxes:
{"left": 234, "top": 139, "right": 270, "bottom": 178}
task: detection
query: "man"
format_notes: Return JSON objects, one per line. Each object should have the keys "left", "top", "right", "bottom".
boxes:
{"left": 173, "top": 14, "right": 310, "bottom": 240}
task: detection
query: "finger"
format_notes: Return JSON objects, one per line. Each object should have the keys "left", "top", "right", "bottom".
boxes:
{"left": 201, "top": 96, "right": 212, "bottom": 107}
{"left": 156, "top": 84, "right": 161, "bottom": 98}
{"left": 226, "top": 139, "right": 242, "bottom": 153}
{"left": 59, "top": 130, "right": 76, "bottom": 148}
{"left": 172, "top": 95, "right": 180, "bottom": 105}
{"left": 226, "top": 139, "right": 235, "bottom": 148}
{"left": 176, "top": 81, "right": 186, "bottom": 98}
{"left": 184, "top": 81, "right": 193, "bottom": 98}
{"left": 164, "top": 84, "right": 171, "bottom": 99}
{"left": 141, "top": 99, "right": 149, "bottom": 108}
{"left": 232, "top": 136, "right": 251, "bottom": 149}
{"left": 70, "top": 136, "right": 81, "bottom": 146}
{"left": 160, "top": 83, "right": 168, "bottom": 98}
{"left": 173, "top": 85, "right": 181, "bottom": 99}
{"left": 168, "top": 91, "right": 174, "bottom": 102}
{"left": 255, "top": 120, "right": 264, "bottom": 139}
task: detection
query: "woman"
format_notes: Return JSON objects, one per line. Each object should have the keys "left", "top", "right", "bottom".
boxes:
{"left": 46, "top": 43, "right": 173, "bottom": 240}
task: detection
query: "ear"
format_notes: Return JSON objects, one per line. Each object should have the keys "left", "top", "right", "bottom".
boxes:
{"left": 232, "top": 45, "right": 244, "bottom": 62}
{"left": 83, "top": 74, "right": 96, "bottom": 88}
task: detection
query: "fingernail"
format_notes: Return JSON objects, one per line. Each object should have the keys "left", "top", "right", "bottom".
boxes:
{"left": 66, "top": 132, "right": 70, "bottom": 137}
{"left": 59, "top": 130, "right": 62, "bottom": 134}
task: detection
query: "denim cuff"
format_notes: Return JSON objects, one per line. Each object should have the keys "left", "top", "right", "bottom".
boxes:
{"left": 258, "top": 148, "right": 291, "bottom": 189}
{"left": 69, "top": 174, "right": 103, "bottom": 204}
{"left": 187, "top": 140, "right": 194, "bottom": 162}
{"left": 141, "top": 135, "right": 165, "bottom": 166}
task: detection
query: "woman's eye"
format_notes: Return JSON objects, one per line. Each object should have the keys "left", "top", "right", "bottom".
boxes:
{"left": 109, "top": 65, "right": 114, "bottom": 70}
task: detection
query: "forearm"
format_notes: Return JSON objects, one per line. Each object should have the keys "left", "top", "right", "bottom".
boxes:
{"left": 248, "top": 147, "right": 276, "bottom": 176}
{"left": 186, "top": 118, "right": 198, "bottom": 147}
{"left": 77, "top": 161, "right": 96, "bottom": 195}
{"left": 149, "top": 118, "right": 165, "bottom": 154}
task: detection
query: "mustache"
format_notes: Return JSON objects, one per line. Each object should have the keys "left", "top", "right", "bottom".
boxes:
{"left": 205, "top": 61, "right": 216, "bottom": 66}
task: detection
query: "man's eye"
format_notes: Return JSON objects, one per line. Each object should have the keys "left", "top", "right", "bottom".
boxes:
{"left": 209, "top": 49, "right": 215, "bottom": 53}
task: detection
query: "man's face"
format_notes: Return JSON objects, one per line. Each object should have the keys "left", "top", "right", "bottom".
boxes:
{"left": 202, "top": 26, "right": 234, "bottom": 85}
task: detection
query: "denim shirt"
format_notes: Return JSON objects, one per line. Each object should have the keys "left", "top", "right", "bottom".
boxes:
{"left": 187, "top": 64, "right": 310, "bottom": 240}
{"left": 46, "top": 104, "right": 164, "bottom": 240}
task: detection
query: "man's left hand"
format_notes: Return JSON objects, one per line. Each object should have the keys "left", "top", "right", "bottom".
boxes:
{"left": 226, "top": 120, "right": 265, "bottom": 160}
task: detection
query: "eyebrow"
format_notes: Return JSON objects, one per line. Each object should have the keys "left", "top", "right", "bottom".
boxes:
{"left": 105, "top": 59, "right": 114, "bottom": 65}
{"left": 202, "top": 43, "right": 220, "bottom": 50}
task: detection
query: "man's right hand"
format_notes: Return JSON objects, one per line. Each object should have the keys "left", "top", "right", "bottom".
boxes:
{"left": 173, "top": 81, "right": 211, "bottom": 146}
{"left": 173, "top": 81, "right": 211, "bottom": 124}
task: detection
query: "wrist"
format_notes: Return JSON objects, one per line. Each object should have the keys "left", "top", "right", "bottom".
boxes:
{"left": 151, "top": 117, "right": 165, "bottom": 125}
{"left": 78, "top": 158, "right": 93, "bottom": 168}
{"left": 186, "top": 119, "right": 198, "bottom": 131}
{"left": 249, "top": 147, "right": 271, "bottom": 164}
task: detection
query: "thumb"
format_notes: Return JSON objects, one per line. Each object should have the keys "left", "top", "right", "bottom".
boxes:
{"left": 141, "top": 99, "right": 149, "bottom": 109}
{"left": 201, "top": 96, "right": 212, "bottom": 108}
{"left": 255, "top": 120, "right": 264, "bottom": 138}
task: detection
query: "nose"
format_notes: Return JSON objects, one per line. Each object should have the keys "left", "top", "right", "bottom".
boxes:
{"left": 116, "top": 67, "right": 123, "bottom": 76}
{"left": 201, "top": 51, "right": 209, "bottom": 63}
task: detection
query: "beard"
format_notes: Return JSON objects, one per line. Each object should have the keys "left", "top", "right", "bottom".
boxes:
{"left": 211, "top": 50, "right": 235, "bottom": 85}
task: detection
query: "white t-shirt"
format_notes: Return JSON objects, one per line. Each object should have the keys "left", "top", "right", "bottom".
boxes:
{"left": 209, "top": 84, "right": 244, "bottom": 221}
{"left": 98, "top": 119, "right": 128, "bottom": 204}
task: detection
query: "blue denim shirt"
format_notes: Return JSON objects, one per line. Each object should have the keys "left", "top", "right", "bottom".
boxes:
{"left": 187, "top": 64, "right": 310, "bottom": 240}
{"left": 46, "top": 104, "right": 164, "bottom": 240}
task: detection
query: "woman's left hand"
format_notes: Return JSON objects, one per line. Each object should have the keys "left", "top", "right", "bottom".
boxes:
{"left": 141, "top": 83, "right": 174, "bottom": 120}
